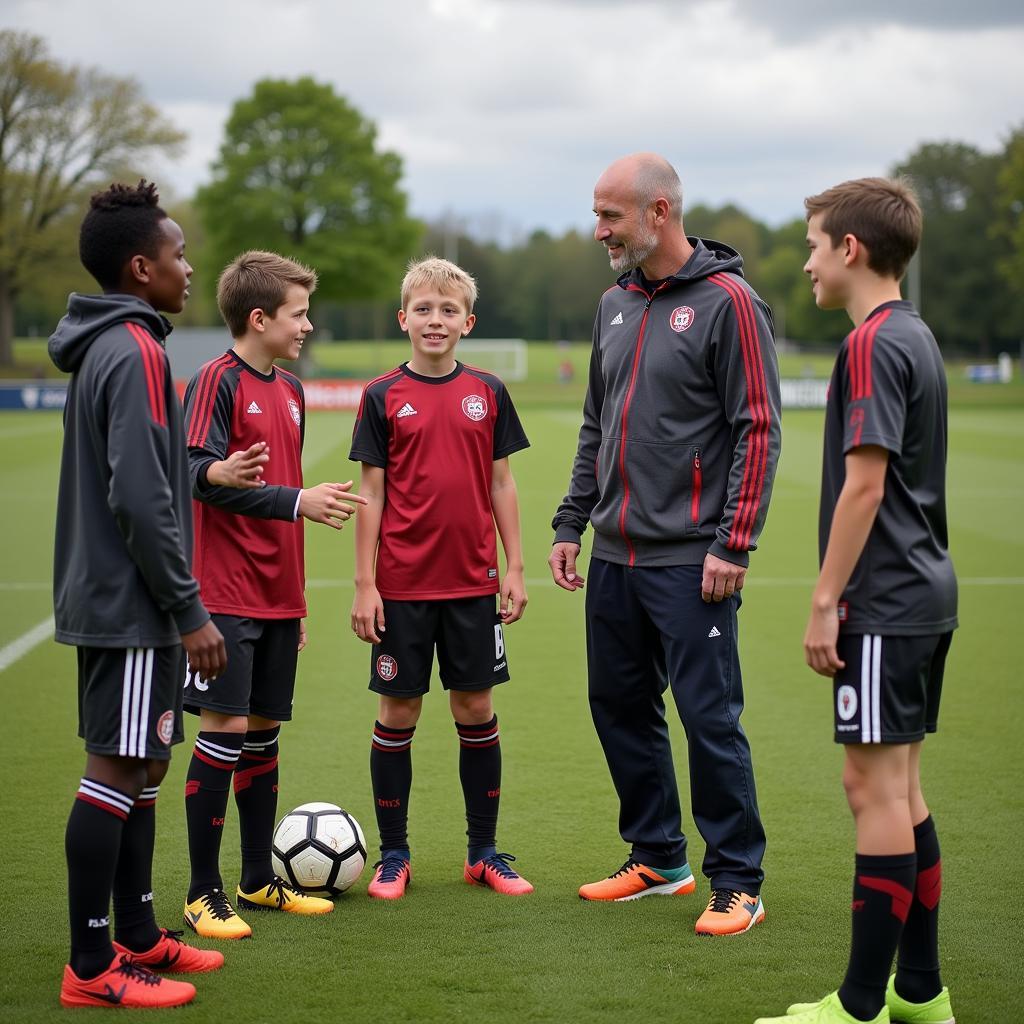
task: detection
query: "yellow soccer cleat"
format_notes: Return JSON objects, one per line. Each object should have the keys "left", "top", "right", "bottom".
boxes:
{"left": 183, "top": 888, "right": 252, "bottom": 940}
{"left": 236, "top": 876, "right": 334, "bottom": 915}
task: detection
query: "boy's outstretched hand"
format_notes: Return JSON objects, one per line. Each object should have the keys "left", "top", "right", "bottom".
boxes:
{"left": 500, "top": 568, "right": 528, "bottom": 623}
{"left": 207, "top": 442, "right": 270, "bottom": 489}
{"left": 299, "top": 481, "right": 368, "bottom": 530}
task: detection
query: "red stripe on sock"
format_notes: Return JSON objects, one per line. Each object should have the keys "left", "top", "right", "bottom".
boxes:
{"left": 184, "top": 780, "right": 201, "bottom": 798}
{"left": 233, "top": 756, "right": 278, "bottom": 793}
{"left": 76, "top": 792, "right": 129, "bottom": 820}
{"left": 859, "top": 875, "right": 913, "bottom": 923}
{"left": 193, "top": 749, "right": 236, "bottom": 770}
{"left": 916, "top": 860, "right": 942, "bottom": 911}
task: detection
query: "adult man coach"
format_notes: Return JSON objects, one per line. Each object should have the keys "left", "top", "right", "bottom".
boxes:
{"left": 549, "top": 153, "right": 781, "bottom": 936}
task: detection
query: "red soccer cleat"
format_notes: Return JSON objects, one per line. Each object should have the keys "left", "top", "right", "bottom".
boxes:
{"left": 59, "top": 953, "right": 196, "bottom": 1008}
{"left": 367, "top": 857, "right": 411, "bottom": 900}
{"left": 464, "top": 852, "right": 534, "bottom": 895}
{"left": 113, "top": 927, "right": 224, "bottom": 973}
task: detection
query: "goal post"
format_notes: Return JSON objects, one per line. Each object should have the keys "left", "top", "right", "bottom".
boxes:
{"left": 457, "top": 339, "right": 528, "bottom": 382}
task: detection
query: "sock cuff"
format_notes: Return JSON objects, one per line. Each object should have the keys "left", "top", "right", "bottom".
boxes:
{"left": 854, "top": 851, "right": 917, "bottom": 872}
{"left": 455, "top": 716, "right": 499, "bottom": 747}
{"left": 76, "top": 777, "right": 134, "bottom": 820}
{"left": 242, "top": 726, "right": 281, "bottom": 753}
{"left": 372, "top": 721, "right": 415, "bottom": 752}
{"left": 194, "top": 731, "right": 244, "bottom": 769}
{"left": 134, "top": 784, "right": 160, "bottom": 808}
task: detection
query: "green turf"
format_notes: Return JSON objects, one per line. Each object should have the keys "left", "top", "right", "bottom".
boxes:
{"left": 0, "top": 400, "right": 1020, "bottom": 1022}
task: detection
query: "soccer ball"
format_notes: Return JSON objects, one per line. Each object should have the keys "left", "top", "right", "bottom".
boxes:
{"left": 272, "top": 802, "right": 367, "bottom": 896}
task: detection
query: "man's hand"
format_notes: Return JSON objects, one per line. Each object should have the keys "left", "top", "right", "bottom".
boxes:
{"left": 804, "top": 601, "right": 846, "bottom": 677}
{"left": 206, "top": 442, "right": 270, "bottom": 489}
{"left": 500, "top": 568, "right": 528, "bottom": 623}
{"left": 701, "top": 553, "right": 746, "bottom": 603}
{"left": 298, "top": 619, "right": 307, "bottom": 652}
{"left": 351, "top": 583, "right": 385, "bottom": 644}
{"left": 299, "top": 481, "right": 369, "bottom": 530}
{"left": 181, "top": 620, "right": 227, "bottom": 680}
{"left": 549, "top": 542, "right": 585, "bottom": 592}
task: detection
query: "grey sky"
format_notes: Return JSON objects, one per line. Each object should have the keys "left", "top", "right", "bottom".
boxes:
{"left": 6, "top": 0, "right": 1023, "bottom": 239}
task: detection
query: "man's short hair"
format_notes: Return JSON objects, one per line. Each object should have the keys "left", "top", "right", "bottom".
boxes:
{"left": 401, "top": 256, "right": 477, "bottom": 312}
{"left": 216, "top": 251, "right": 318, "bottom": 338}
{"left": 633, "top": 157, "right": 684, "bottom": 224}
{"left": 79, "top": 180, "right": 167, "bottom": 290}
{"left": 804, "top": 177, "right": 922, "bottom": 280}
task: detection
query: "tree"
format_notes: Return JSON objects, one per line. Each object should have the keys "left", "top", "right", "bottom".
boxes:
{"left": 196, "top": 78, "right": 421, "bottom": 330}
{"left": 0, "top": 31, "right": 185, "bottom": 365}
{"left": 993, "top": 125, "right": 1024, "bottom": 340}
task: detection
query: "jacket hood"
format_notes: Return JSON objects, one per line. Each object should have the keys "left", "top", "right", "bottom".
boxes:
{"left": 617, "top": 237, "right": 745, "bottom": 290}
{"left": 49, "top": 293, "right": 171, "bottom": 373}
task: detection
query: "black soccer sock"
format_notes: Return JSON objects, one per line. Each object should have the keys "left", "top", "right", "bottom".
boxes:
{"left": 370, "top": 721, "right": 415, "bottom": 856}
{"left": 66, "top": 778, "right": 132, "bottom": 979}
{"left": 456, "top": 716, "right": 501, "bottom": 863}
{"left": 112, "top": 785, "right": 161, "bottom": 952}
{"left": 895, "top": 816, "right": 944, "bottom": 1003}
{"left": 839, "top": 851, "right": 917, "bottom": 1021}
{"left": 185, "top": 731, "right": 243, "bottom": 902}
{"left": 235, "top": 727, "right": 280, "bottom": 892}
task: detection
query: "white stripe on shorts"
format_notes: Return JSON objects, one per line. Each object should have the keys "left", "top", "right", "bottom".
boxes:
{"left": 860, "top": 635, "right": 882, "bottom": 743}
{"left": 871, "top": 636, "right": 882, "bottom": 743}
{"left": 119, "top": 648, "right": 155, "bottom": 757}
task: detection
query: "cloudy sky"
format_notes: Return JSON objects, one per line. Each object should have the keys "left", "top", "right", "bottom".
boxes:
{"left": 7, "top": 0, "right": 1024, "bottom": 239}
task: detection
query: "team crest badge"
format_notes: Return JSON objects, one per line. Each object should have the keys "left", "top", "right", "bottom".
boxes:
{"left": 288, "top": 398, "right": 301, "bottom": 427}
{"left": 836, "top": 685, "right": 858, "bottom": 722}
{"left": 376, "top": 655, "right": 398, "bottom": 682}
{"left": 669, "top": 306, "right": 695, "bottom": 332}
{"left": 157, "top": 710, "right": 175, "bottom": 746}
{"left": 462, "top": 395, "right": 487, "bottom": 421}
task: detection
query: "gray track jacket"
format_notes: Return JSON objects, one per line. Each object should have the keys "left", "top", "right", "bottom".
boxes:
{"left": 49, "top": 294, "right": 209, "bottom": 647}
{"left": 552, "top": 239, "right": 781, "bottom": 568}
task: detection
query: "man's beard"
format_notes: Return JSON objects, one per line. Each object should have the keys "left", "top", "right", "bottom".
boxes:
{"left": 607, "top": 224, "right": 658, "bottom": 271}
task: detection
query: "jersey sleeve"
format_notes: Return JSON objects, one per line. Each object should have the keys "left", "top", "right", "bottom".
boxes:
{"left": 492, "top": 382, "right": 529, "bottom": 459}
{"left": 349, "top": 383, "right": 389, "bottom": 467}
{"left": 841, "top": 323, "right": 909, "bottom": 456}
{"left": 184, "top": 362, "right": 300, "bottom": 521}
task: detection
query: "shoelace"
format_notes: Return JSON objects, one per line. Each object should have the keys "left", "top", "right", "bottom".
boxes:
{"left": 200, "top": 889, "right": 237, "bottom": 921}
{"left": 261, "top": 877, "right": 302, "bottom": 908}
{"left": 609, "top": 859, "right": 641, "bottom": 879}
{"left": 707, "top": 888, "right": 741, "bottom": 913}
{"left": 374, "top": 858, "right": 408, "bottom": 883}
{"left": 481, "top": 852, "right": 520, "bottom": 879}
{"left": 158, "top": 928, "right": 186, "bottom": 946}
{"left": 113, "top": 955, "right": 161, "bottom": 987}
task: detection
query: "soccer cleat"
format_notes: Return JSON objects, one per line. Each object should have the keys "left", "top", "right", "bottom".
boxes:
{"left": 885, "top": 976, "right": 955, "bottom": 1024}
{"left": 755, "top": 991, "right": 888, "bottom": 1023}
{"left": 60, "top": 953, "right": 196, "bottom": 1008}
{"left": 464, "top": 852, "right": 534, "bottom": 895}
{"left": 236, "top": 876, "right": 334, "bottom": 916}
{"left": 367, "top": 856, "right": 411, "bottom": 899}
{"left": 183, "top": 888, "right": 252, "bottom": 940}
{"left": 578, "top": 859, "right": 696, "bottom": 902}
{"left": 113, "top": 927, "right": 224, "bottom": 973}
{"left": 695, "top": 888, "right": 765, "bottom": 935}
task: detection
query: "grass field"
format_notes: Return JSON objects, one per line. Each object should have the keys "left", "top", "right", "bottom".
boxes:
{"left": 0, "top": 360, "right": 1021, "bottom": 1022}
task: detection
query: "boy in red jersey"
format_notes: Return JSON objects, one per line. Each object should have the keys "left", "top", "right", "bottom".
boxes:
{"left": 51, "top": 181, "right": 226, "bottom": 1009}
{"left": 350, "top": 256, "right": 532, "bottom": 899}
{"left": 754, "top": 179, "right": 957, "bottom": 1024}
{"left": 181, "top": 251, "right": 366, "bottom": 939}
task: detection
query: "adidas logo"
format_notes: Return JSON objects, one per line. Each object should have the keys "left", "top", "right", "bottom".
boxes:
{"left": 247, "top": 401, "right": 262, "bottom": 414}
{"left": 610, "top": 311, "right": 624, "bottom": 325}
{"left": 707, "top": 626, "right": 721, "bottom": 638}
{"left": 397, "top": 403, "right": 418, "bottom": 418}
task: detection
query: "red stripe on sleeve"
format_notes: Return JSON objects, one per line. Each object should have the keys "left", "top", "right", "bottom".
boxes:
{"left": 188, "top": 356, "right": 233, "bottom": 449}
{"left": 125, "top": 323, "right": 166, "bottom": 427}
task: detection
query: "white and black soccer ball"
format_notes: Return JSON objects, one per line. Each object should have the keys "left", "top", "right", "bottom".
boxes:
{"left": 272, "top": 802, "right": 367, "bottom": 896}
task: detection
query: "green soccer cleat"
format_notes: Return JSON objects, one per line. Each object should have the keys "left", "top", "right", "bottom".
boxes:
{"left": 885, "top": 976, "right": 955, "bottom": 1024}
{"left": 756, "top": 990, "right": 889, "bottom": 1023}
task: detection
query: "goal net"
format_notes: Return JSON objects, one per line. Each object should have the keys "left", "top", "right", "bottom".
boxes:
{"left": 457, "top": 339, "right": 528, "bottom": 382}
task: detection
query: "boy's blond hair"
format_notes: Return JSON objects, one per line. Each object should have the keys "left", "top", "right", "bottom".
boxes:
{"left": 804, "top": 177, "right": 922, "bottom": 281}
{"left": 401, "top": 256, "right": 477, "bottom": 313}
{"left": 217, "top": 250, "right": 318, "bottom": 338}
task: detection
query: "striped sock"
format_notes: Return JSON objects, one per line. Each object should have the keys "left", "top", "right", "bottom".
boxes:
{"left": 67, "top": 779, "right": 132, "bottom": 979}
{"left": 113, "top": 785, "right": 161, "bottom": 952}
{"left": 370, "top": 722, "right": 415, "bottom": 856}
{"left": 185, "top": 732, "right": 243, "bottom": 902}
{"left": 456, "top": 716, "right": 501, "bottom": 864}
{"left": 235, "top": 727, "right": 281, "bottom": 892}
{"left": 896, "top": 817, "right": 944, "bottom": 1003}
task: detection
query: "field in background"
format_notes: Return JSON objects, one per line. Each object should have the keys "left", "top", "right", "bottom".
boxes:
{"left": 0, "top": 386, "right": 1021, "bottom": 1021}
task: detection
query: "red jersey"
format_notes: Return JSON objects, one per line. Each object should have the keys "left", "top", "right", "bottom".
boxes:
{"left": 184, "top": 351, "right": 306, "bottom": 618}
{"left": 349, "top": 362, "right": 529, "bottom": 600}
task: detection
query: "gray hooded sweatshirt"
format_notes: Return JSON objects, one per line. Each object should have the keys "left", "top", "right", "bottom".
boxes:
{"left": 552, "top": 238, "right": 781, "bottom": 568}
{"left": 49, "top": 293, "right": 209, "bottom": 647}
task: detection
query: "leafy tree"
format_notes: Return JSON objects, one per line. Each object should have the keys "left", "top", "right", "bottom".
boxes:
{"left": 196, "top": 78, "right": 421, "bottom": 328}
{"left": 0, "top": 30, "right": 185, "bottom": 365}
{"left": 993, "top": 125, "right": 1024, "bottom": 340}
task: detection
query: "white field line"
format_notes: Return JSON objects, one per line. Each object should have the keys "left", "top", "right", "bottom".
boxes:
{"left": 0, "top": 615, "right": 54, "bottom": 673}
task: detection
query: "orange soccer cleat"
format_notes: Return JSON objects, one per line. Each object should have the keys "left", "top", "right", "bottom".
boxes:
{"left": 113, "top": 928, "right": 224, "bottom": 973}
{"left": 59, "top": 953, "right": 196, "bottom": 1008}
{"left": 464, "top": 852, "right": 534, "bottom": 895}
{"left": 578, "top": 859, "right": 696, "bottom": 902}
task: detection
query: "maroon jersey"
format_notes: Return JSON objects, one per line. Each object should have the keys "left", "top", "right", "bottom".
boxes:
{"left": 184, "top": 351, "right": 306, "bottom": 618}
{"left": 350, "top": 362, "right": 529, "bottom": 600}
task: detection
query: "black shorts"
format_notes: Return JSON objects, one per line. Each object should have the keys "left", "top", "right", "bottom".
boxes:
{"left": 77, "top": 645, "right": 186, "bottom": 760}
{"left": 183, "top": 615, "right": 299, "bottom": 721}
{"left": 833, "top": 632, "right": 952, "bottom": 744}
{"left": 369, "top": 595, "right": 510, "bottom": 698}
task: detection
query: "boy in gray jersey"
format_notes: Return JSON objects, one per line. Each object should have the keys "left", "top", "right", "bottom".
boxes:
{"left": 755, "top": 179, "right": 957, "bottom": 1024}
